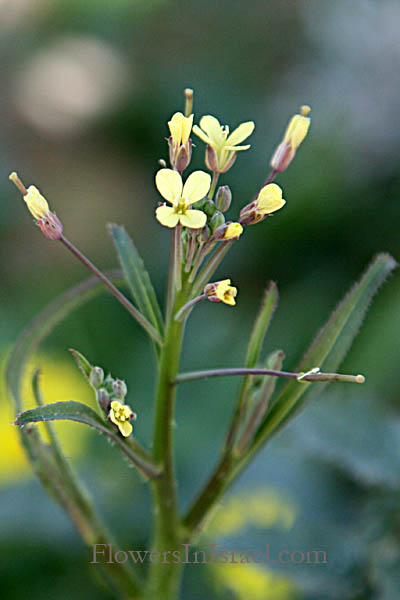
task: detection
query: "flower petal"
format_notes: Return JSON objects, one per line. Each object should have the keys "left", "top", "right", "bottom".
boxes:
{"left": 179, "top": 209, "right": 207, "bottom": 229}
{"left": 192, "top": 124, "right": 214, "bottom": 146}
{"left": 118, "top": 421, "right": 133, "bottom": 437}
{"left": 223, "top": 294, "right": 236, "bottom": 306}
{"left": 283, "top": 114, "right": 310, "bottom": 148}
{"left": 224, "top": 144, "right": 251, "bottom": 152}
{"left": 181, "top": 113, "right": 193, "bottom": 145}
{"left": 225, "top": 121, "right": 255, "bottom": 147}
{"left": 182, "top": 170, "right": 211, "bottom": 203}
{"left": 156, "top": 205, "right": 180, "bottom": 228}
{"left": 257, "top": 183, "right": 286, "bottom": 214}
{"left": 155, "top": 168, "right": 182, "bottom": 203}
{"left": 199, "top": 115, "right": 222, "bottom": 144}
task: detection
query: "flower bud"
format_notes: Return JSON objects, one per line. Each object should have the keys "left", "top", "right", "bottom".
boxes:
{"left": 214, "top": 221, "right": 243, "bottom": 240}
{"left": 197, "top": 225, "right": 210, "bottom": 244}
{"left": 97, "top": 388, "right": 110, "bottom": 413}
{"left": 89, "top": 366, "right": 104, "bottom": 389}
{"left": 210, "top": 210, "right": 225, "bottom": 232}
{"left": 112, "top": 379, "right": 128, "bottom": 399}
{"left": 270, "top": 105, "right": 311, "bottom": 172}
{"left": 215, "top": 185, "right": 232, "bottom": 212}
{"left": 203, "top": 200, "right": 216, "bottom": 218}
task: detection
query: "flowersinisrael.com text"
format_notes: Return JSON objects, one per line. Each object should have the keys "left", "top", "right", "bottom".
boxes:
{"left": 91, "top": 544, "right": 327, "bottom": 566}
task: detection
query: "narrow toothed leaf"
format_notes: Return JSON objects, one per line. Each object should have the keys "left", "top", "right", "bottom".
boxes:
{"left": 251, "top": 253, "right": 397, "bottom": 451}
{"left": 108, "top": 224, "right": 164, "bottom": 336}
{"left": 15, "top": 401, "right": 160, "bottom": 479}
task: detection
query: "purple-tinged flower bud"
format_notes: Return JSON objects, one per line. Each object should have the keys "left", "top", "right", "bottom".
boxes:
{"left": 215, "top": 185, "right": 232, "bottom": 212}
{"left": 214, "top": 221, "right": 243, "bottom": 240}
{"left": 89, "top": 366, "right": 104, "bottom": 389}
{"left": 112, "top": 379, "right": 128, "bottom": 399}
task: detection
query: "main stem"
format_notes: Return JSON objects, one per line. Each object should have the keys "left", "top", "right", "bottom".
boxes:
{"left": 146, "top": 288, "right": 188, "bottom": 599}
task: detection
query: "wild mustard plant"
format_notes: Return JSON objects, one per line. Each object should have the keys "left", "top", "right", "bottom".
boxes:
{"left": 7, "top": 88, "right": 396, "bottom": 600}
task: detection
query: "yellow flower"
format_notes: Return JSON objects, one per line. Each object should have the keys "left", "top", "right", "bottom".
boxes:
{"left": 271, "top": 106, "right": 311, "bottom": 172}
{"left": 256, "top": 183, "right": 286, "bottom": 215}
{"left": 168, "top": 112, "right": 193, "bottom": 147}
{"left": 23, "top": 185, "right": 50, "bottom": 220}
{"left": 223, "top": 222, "right": 243, "bottom": 240}
{"left": 240, "top": 184, "right": 285, "bottom": 226}
{"left": 205, "top": 279, "right": 238, "bottom": 306}
{"left": 155, "top": 168, "right": 210, "bottom": 229}
{"left": 109, "top": 400, "right": 136, "bottom": 437}
{"left": 193, "top": 115, "right": 255, "bottom": 172}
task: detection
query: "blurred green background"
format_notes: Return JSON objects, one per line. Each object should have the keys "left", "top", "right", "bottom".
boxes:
{"left": 1, "top": 0, "right": 400, "bottom": 598}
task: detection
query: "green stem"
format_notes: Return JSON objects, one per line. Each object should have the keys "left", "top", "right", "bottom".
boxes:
{"left": 146, "top": 287, "right": 189, "bottom": 599}
{"left": 208, "top": 171, "right": 219, "bottom": 200}
{"left": 30, "top": 377, "right": 142, "bottom": 598}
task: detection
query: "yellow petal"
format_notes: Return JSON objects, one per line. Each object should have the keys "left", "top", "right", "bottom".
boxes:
{"left": 225, "top": 121, "right": 255, "bottom": 147}
{"left": 198, "top": 115, "right": 222, "bottom": 144}
{"left": 179, "top": 209, "right": 207, "bottom": 229}
{"left": 182, "top": 170, "right": 211, "bottom": 203}
{"left": 24, "top": 186, "right": 50, "bottom": 220}
{"left": 110, "top": 400, "right": 122, "bottom": 410}
{"left": 223, "top": 293, "right": 236, "bottom": 306}
{"left": 283, "top": 114, "right": 310, "bottom": 148}
{"left": 168, "top": 112, "right": 184, "bottom": 145}
{"left": 257, "top": 183, "right": 286, "bottom": 214}
{"left": 109, "top": 409, "right": 119, "bottom": 427}
{"left": 168, "top": 112, "right": 193, "bottom": 146}
{"left": 156, "top": 206, "right": 180, "bottom": 228}
{"left": 192, "top": 124, "right": 214, "bottom": 146}
{"left": 118, "top": 421, "right": 133, "bottom": 437}
{"left": 224, "top": 222, "right": 243, "bottom": 240}
{"left": 181, "top": 113, "right": 193, "bottom": 145}
{"left": 155, "top": 169, "right": 182, "bottom": 203}
{"left": 224, "top": 144, "right": 251, "bottom": 152}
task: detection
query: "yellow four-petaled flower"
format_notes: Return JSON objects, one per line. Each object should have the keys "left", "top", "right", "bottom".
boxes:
{"left": 255, "top": 183, "right": 286, "bottom": 216}
{"left": 109, "top": 400, "right": 136, "bottom": 437}
{"left": 155, "top": 168, "right": 211, "bottom": 229}
{"left": 168, "top": 112, "right": 193, "bottom": 147}
{"left": 193, "top": 115, "right": 254, "bottom": 172}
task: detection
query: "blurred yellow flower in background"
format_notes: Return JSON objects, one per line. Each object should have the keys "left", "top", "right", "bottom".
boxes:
{"left": 214, "top": 563, "right": 295, "bottom": 600}
{"left": 207, "top": 489, "right": 297, "bottom": 537}
{"left": 0, "top": 352, "right": 92, "bottom": 485}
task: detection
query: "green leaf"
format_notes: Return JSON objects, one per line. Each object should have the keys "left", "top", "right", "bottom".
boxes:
{"left": 70, "top": 348, "right": 92, "bottom": 379}
{"left": 109, "top": 224, "right": 164, "bottom": 335}
{"left": 244, "top": 281, "right": 278, "bottom": 368}
{"left": 6, "top": 270, "right": 124, "bottom": 414}
{"left": 15, "top": 401, "right": 161, "bottom": 479}
{"left": 251, "top": 253, "right": 397, "bottom": 451}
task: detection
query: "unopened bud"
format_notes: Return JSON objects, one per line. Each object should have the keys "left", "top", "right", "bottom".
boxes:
{"left": 210, "top": 210, "right": 225, "bottom": 232}
{"left": 214, "top": 221, "right": 243, "bottom": 240}
{"left": 112, "top": 379, "right": 128, "bottom": 399}
{"left": 97, "top": 388, "right": 110, "bottom": 413}
{"left": 215, "top": 185, "right": 232, "bottom": 212}
{"left": 197, "top": 225, "right": 210, "bottom": 244}
{"left": 89, "top": 366, "right": 104, "bottom": 389}
{"left": 203, "top": 200, "right": 216, "bottom": 218}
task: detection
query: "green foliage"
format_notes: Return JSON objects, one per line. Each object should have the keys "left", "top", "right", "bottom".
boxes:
{"left": 252, "top": 253, "right": 397, "bottom": 451}
{"left": 108, "top": 223, "right": 164, "bottom": 336}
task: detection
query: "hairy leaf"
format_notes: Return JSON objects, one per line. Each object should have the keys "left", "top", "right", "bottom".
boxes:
{"left": 109, "top": 224, "right": 164, "bottom": 335}
{"left": 251, "top": 253, "right": 397, "bottom": 451}
{"left": 15, "top": 401, "right": 160, "bottom": 479}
